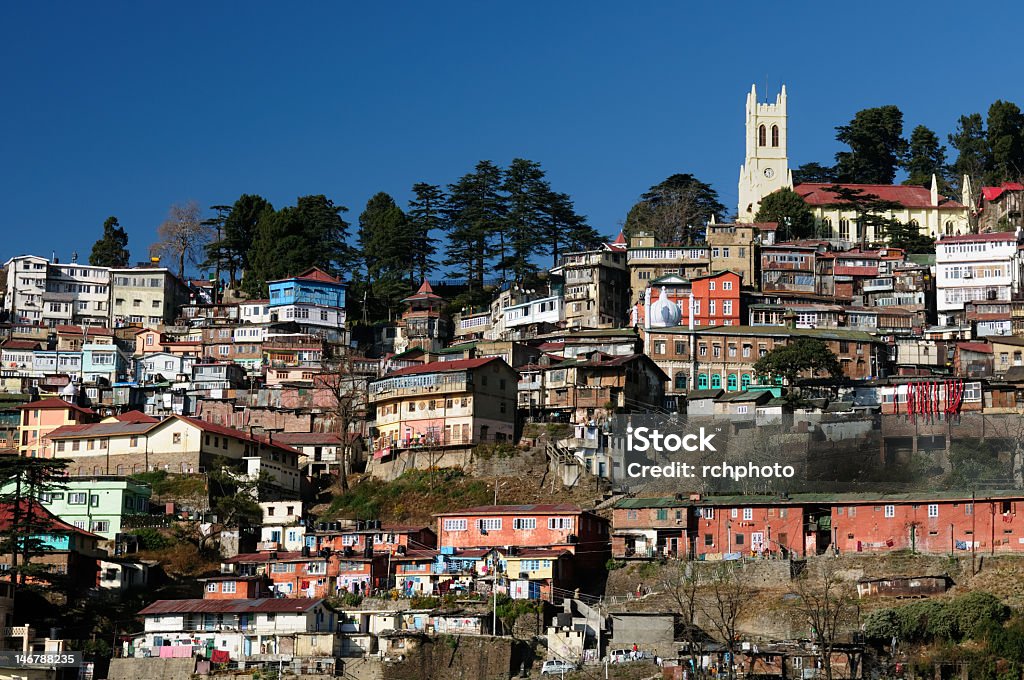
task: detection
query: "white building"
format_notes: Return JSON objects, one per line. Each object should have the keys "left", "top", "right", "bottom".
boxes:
{"left": 503, "top": 293, "right": 564, "bottom": 335}
{"left": 4, "top": 255, "right": 50, "bottom": 325}
{"left": 110, "top": 266, "right": 190, "bottom": 327}
{"left": 135, "top": 352, "right": 196, "bottom": 383}
{"left": 43, "top": 263, "right": 111, "bottom": 327}
{"left": 935, "top": 231, "right": 1023, "bottom": 325}
{"left": 259, "top": 501, "right": 306, "bottom": 552}
{"left": 239, "top": 300, "right": 271, "bottom": 324}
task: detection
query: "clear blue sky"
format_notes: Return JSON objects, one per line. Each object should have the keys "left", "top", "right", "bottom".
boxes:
{"left": 3, "top": 1, "right": 1022, "bottom": 274}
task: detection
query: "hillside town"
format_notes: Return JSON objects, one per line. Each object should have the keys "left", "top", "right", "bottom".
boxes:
{"left": 5, "top": 85, "right": 1024, "bottom": 680}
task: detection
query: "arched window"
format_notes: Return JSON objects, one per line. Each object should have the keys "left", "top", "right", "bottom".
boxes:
{"left": 133, "top": 464, "right": 142, "bottom": 473}
{"left": 771, "top": 125, "right": 779, "bottom": 147}
{"left": 758, "top": 125, "right": 766, "bottom": 147}
{"left": 945, "top": 220, "right": 954, "bottom": 235}
{"left": 727, "top": 375, "right": 738, "bottom": 391}
{"left": 116, "top": 464, "right": 125, "bottom": 476}
{"left": 674, "top": 373, "right": 688, "bottom": 390}
{"left": 822, "top": 217, "right": 832, "bottom": 234}
{"left": 698, "top": 374, "right": 709, "bottom": 389}
{"left": 741, "top": 374, "right": 752, "bottom": 389}
{"left": 93, "top": 465, "right": 102, "bottom": 475}
{"left": 839, "top": 219, "right": 850, "bottom": 240}
{"left": 909, "top": 219, "right": 920, "bottom": 232}
{"left": 711, "top": 374, "right": 722, "bottom": 389}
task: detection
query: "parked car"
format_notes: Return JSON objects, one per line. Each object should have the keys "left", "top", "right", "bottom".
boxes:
{"left": 541, "top": 659, "right": 577, "bottom": 675}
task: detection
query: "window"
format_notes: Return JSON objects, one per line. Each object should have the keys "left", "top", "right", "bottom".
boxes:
{"left": 735, "top": 533, "right": 744, "bottom": 545}
{"left": 173, "top": 433, "right": 181, "bottom": 444}
{"left": 443, "top": 519, "right": 467, "bottom": 531}
{"left": 656, "top": 508, "right": 668, "bottom": 521}
{"left": 478, "top": 518, "right": 502, "bottom": 532}
{"left": 741, "top": 374, "right": 751, "bottom": 389}
{"left": 513, "top": 518, "right": 536, "bottom": 530}
{"left": 701, "top": 507, "right": 714, "bottom": 520}
{"left": 839, "top": 219, "right": 850, "bottom": 240}
{"left": 771, "top": 124, "right": 779, "bottom": 147}
{"left": 653, "top": 340, "right": 665, "bottom": 355}
{"left": 743, "top": 508, "right": 753, "bottom": 521}
{"left": 884, "top": 505, "right": 895, "bottom": 518}
{"left": 927, "top": 504, "right": 939, "bottom": 518}
{"left": 704, "top": 534, "right": 714, "bottom": 546}
{"left": 674, "top": 373, "right": 687, "bottom": 390}
{"left": 758, "top": 124, "right": 766, "bottom": 146}
{"left": 90, "top": 494, "right": 99, "bottom": 507}
{"left": 697, "top": 374, "right": 708, "bottom": 389}
{"left": 91, "top": 520, "right": 109, "bottom": 533}
{"left": 68, "top": 492, "right": 87, "bottom": 505}
{"left": 710, "top": 374, "right": 721, "bottom": 389}
{"left": 206, "top": 582, "right": 218, "bottom": 593}
{"left": 709, "top": 281, "right": 716, "bottom": 291}
{"left": 727, "top": 375, "right": 738, "bottom": 390}
{"left": 222, "top": 581, "right": 236, "bottom": 594}
{"left": 548, "top": 517, "right": 573, "bottom": 530}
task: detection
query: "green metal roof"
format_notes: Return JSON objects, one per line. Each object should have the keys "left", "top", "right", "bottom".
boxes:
{"left": 614, "top": 497, "right": 689, "bottom": 509}
{"left": 646, "top": 325, "right": 878, "bottom": 343}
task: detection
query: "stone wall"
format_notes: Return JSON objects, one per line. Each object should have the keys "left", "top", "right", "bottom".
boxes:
{"left": 383, "top": 635, "right": 515, "bottom": 680}
{"left": 107, "top": 658, "right": 196, "bottom": 680}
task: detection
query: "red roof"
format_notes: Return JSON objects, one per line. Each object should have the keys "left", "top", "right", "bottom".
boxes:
{"left": 15, "top": 398, "right": 96, "bottom": 415}
{"left": 177, "top": 416, "right": 301, "bottom": 454}
{"left": 55, "top": 325, "right": 114, "bottom": 336}
{"left": 281, "top": 267, "right": 342, "bottom": 284}
{"left": 0, "top": 339, "right": 41, "bottom": 350}
{"left": 981, "top": 183, "right": 1024, "bottom": 202}
{"left": 957, "top": 342, "right": 993, "bottom": 354}
{"left": 795, "top": 183, "right": 965, "bottom": 209}
{"left": 435, "top": 503, "right": 584, "bottom": 517}
{"left": 939, "top": 232, "right": 1018, "bottom": 243}
{"left": 833, "top": 265, "right": 879, "bottom": 277}
{"left": 402, "top": 280, "right": 444, "bottom": 303}
{"left": 138, "top": 598, "right": 324, "bottom": 615}
{"left": 383, "top": 357, "right": 503, "bottom": 378}
{"left": 114, "top": 410, "right": 159, "bottom": 423}
{"left": 0, "top": 499, "right": 102, "bottom": 540}
{"left": 607, "top": 231, "right": 627, "bottom": 251}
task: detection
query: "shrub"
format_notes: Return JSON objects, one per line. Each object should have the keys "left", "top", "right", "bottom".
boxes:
{"left": 606, "top": 558, "right": 626, "bottom": 571}
{"left": 130, "top": 527, "right": 173, "bottom": 551}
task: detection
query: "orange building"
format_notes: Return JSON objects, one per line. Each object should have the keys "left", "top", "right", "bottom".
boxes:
{"left": 201, "top": 574, "right": 271, "bottom": 600}
{"left": 688, "top": 271, "right": 742, "bottom": 327}
{"left": 16, "top": 397, "right": 99, "bottom": 458}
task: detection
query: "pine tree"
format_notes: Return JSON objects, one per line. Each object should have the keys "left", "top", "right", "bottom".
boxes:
{"left": 444, "top": 161, "right": 505, "bottom": 290}
{"left": 406, "top": 183, "right": 445, "bottom": 280}
{"left": 207, "top": 194, "right": 272, "bottom": 286}
{"left": 902, "top": 125, "right": 949, "bottom": 189}
{"left": 987, "top": 100, "right": 1024, "bottom": 184}
{"left": 358, "top": 192, "right": 412, "bottom": 319}
{"left": 949, "top": 113, "right": 988, "bottom": 194}
{"left": 88, "top": 216, "right": 130, "bottom": 267}
{"left": 499, "top": 159, "right": 548, "bottom": 280}
{"left": 623, "top": 174, "right": 725, "bottom": 244}
{"left": 539, "top": 190, "right": 598, "bottom": 266}
{"left": 834, "top": 106, "right": 908, "bottom": 184}
{"left": 754, "top": 188, "right": 816, "bottom": 240}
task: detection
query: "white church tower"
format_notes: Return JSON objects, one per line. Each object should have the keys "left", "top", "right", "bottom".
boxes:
{"left": 737, "top": 84, "right": 792, "bottom": 221}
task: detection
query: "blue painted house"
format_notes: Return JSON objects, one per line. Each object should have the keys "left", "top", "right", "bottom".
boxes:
{"left": 267, "top": 268, "right": 347, "bottom": 342}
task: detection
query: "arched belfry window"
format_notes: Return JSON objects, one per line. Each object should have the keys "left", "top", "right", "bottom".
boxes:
{"left": 758, "top": 125, "right": 766, "bottom": 147}
{"left": 771, "top": 125, "right": 779, "bottom": 147}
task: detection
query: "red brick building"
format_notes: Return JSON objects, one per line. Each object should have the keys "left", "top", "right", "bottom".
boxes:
{"left": 310, "top": 523, "right": 437, "bottom": 556}
{"left": 688, "top": 271, "right": 742, "bottom": 327}
{"left": 830, "top": 491, "right": 1024, "bottom": 555}
{"left": 611, "top": 497, "right": 689, "bottom": 559}
{"left": 224, "top": 549, "right": 390, "bottom": 598}
{"left": 201, "top": 574, "right": 271, "bottom": 600}
{"left": 690, "top": 496, "right": 821, "bottom": 559}
{"left": 434, "top": 504, "right": 609, "bottom": 569}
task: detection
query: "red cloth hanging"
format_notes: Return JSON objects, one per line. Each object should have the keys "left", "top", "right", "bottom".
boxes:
{"left": 211, "top": 650, "right": 230, "bottom": 663}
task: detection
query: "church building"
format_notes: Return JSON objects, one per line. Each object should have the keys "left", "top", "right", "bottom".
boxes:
{"left": 737, "top": 84, "right": 973, "bottom": 243}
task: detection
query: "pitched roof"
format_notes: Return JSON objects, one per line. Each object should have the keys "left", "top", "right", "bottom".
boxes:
{"left": 47, "top": 421, "right": 154, "bottom": 439}
{"left": 114, "top": 410, "right": 159, "bottom": 423}
{"left": 0, "top": 339, "right": 41, "bottom": 350}
{"left": 957, "top": 342, "right": 992, "bottom": 354}
{"left": 795, "top": 183, "right": 965, "bottom": 209}
{"left": 981, "top": 183, "right": 1024, "bottom": 202}
{"left": 435, "top": 503, "right": 585, "bottom": 517}
{"left": 138, "top": 598, "right": 325, "bottom": 616}
{"left": 271, "top": 267, "right": 343, "bottom": 285}
{"left": 614, "top": 497, "right": 689, "bottom": 509}
{"left": 0, "top": 499, "right": 102, "bottom": 540}
{"left": 402, "top": 280, "right": 444, "bottom": 303}
{"left": 55, "top": 325, "right": 114, "bottom": 336}
{"left": 177, "top": 416, "right": 301, "bottom": 453}
{"left": 381, "top": 357, "right": 503, "bottom": 378}
{"left": 15, "top": 398, "right": 95, "bottom": 415}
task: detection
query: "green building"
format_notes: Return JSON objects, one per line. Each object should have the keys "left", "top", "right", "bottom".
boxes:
{"left": 2, "top": 476, "right": 152, "bottom": 541}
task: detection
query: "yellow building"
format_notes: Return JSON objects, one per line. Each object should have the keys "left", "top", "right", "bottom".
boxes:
{"left": 795, "top": 177, "right": 971, "bottom": 243}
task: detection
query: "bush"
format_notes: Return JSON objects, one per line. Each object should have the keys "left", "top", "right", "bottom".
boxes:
{"left": 864, "top": 608, "right": 900, "bottom": 642}
{"left": 865, "top": 591, "right": 1010, "bottom": 645}
{"left": 328, "top": 592, "right": 363, "bottom": 608}
{"left": 606, "top": 558, "right": 626, "bottom": 571}
{"left": 411, "top": 596, "right": 440, "bottom": 609}
{"left": 956, "top": 592, "right": 1010, "bottom": 640}
{"left": 130, "top": 527, "right": 173, "bottom": 550}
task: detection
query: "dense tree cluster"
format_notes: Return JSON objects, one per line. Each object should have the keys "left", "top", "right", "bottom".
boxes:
{"left": 623, "top": 173, "right": 726, "bottom": 244}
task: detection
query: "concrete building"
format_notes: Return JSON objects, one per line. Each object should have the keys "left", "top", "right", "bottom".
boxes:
{"left": 550, "top": 244, "right": 629, "bottom": 330}
{"left": 3, "top": 255, "right": 49, "bottom": 326}
{"left": 16, "top": 397, "right": 99, "bottom": 458}
{"left": 737, "top": 84, "right": 792, "bottom": 221}
{"left": 110, "top": 265, "right": 190, "bottom": 327}
{"left": 267, "top": 267, "right": 347, "bottom": 342}
{"left": 935, "top": 231, "right": 1023, "bottom": 325}
{"left": 368, "top": 357, "right": 517, "bottom": 455}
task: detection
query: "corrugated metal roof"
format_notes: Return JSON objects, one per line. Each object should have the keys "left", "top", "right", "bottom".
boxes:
{"left": 614, "top": 497, "right": 689, "bottom": 509}
{"left": 434, "top": 503, "right": 583, "bottom": 517}
{"left": 138, "top": 598, "right": 324, "bottom": 615}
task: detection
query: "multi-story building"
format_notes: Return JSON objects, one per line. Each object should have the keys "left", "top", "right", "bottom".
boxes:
{"left": 637, "top": 271, "right": 742, "bottom": 331}
{"left": 760, "top": 242, "right": 826, "bottom": 295}
{"left": 611, "top": 497, "right": 689, "bottom": 559}
{"left": 626, "top": 234, "right": 709, "bottom": 303}
{"left": 537, "top": 351, "right": 667, "bottom": 421}
{"left": 45, "top": 415, "right": 302, "bottom": 494}
{"left": 707, "top": 223, "right": 761, "bottom": 286}
{"left": 691, "top": 496, "right": 817, "bottom": 559}
{"left": 41, "top": 262, "right": 111, "bottom": 327}
{"left": 16, "top": 396, "right": 99, "bottom": 457}
{"left": 501, "top": 291, "right": 564, "bottom": 340}
{"left": 135, "top": 352, "right": 196, "bottom": 383}
{"left": 3, "top": 255, "right": 49, "bottom": 326}
{"left": 368, "top": 357, "right": 517, "bottom": 455}
{"left": 396, "top": 280, "right": 450, "bottom": 354}
{"left": 110, "top": 265, "right": 190, "bottom": 327}
{"left": 551, "top": 245, "right": 629, "bottom": 330}
{"left": 0, "top": 476, "right": 153, "bottom": 542}
{"left": 259, "top": 501, "right": 307, "bottom": 552}
{"left": 268, "top": 268, "right": 347, "bottom": 342}
{"left": 309, "top": 521, "right": 437, "bottom": 557}
{"left": 133, "top": 597, "right": 339, "bottom": 668}
{"left": 434, "top": 503, "right": 609, "bottom": 569}
{"left": 935, "top": 232, "right": 1023, "bottom": 325}
{"left": 978, "top": 182, "right": 1024, "bottom": 232}
{"left": 642, "top": 325, "right": 888, "bottom": 393}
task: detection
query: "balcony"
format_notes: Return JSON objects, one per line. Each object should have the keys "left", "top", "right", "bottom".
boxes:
{"left": 862, "top": 278, "right": 893, "bottom": 292}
